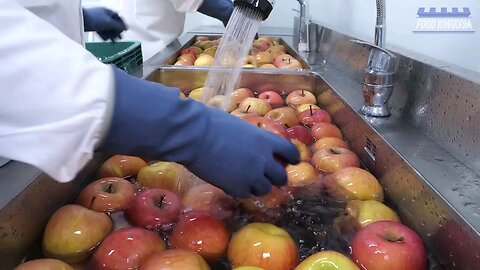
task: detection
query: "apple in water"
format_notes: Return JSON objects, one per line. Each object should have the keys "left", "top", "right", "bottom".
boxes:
{"left": 99, "top": 155, "right": 147, "bottom": 178}
{"left": 136, "top": 161, "right": 187, "bottom": 196}
{"left": 343, "top": 200, "right": 400, "bottom": 229}
{"left": 286, "top": 162, "right": 317, "bottom": 186}
{"left": 228, "top": 223, "right": 298, "bottom": 270}
{"left": 231, "top": 88, "right": 255, "bottom": 108}
{"left": 140, "top": 249, "right": 210, "bottom": 270}
{"left": 182, "top": 183, "right": 236, "bottom": 220}
{"left": 92, "top": 227, "right": 166, "bottom": 270}
{"left": 291, "top": 139, "right": 312, "bottom": 162}
{"left": 296, "top": 103, "right": 320, "bottom": 114}
{"left": 285, "top": 90, "right": 316, "bottom": 108}
{"left": 351, "top": 221, "right": 427, "bottom": 270}
{"left": 311, "top": 122, "right": 343, "bottom": 140}
{"left": 76, "top": 177, "right": 136, "bottom": 213}
{"left": 295, "top": 251, "right": 359, "bottom": 270}
{"left": 194, "top": 54, "right": 214, "bottom": 66}
{"left": 239, "top": 97, "right": 272, "bottom": 116}
{"left": 298, "top": 107, "right": 332, "bottom": 127}
{"left": 264, "top": 107, "right": 298, "bottom": 128}
{"left": 170, "top": 211, "right": 230, "bottom": 261}
{"left": 42, "top": 205, "right": 112, "bottom": 263}
{"left": 312, "top": 137, "right": 349, "bottom": 152}
{"left": 324, "top": 167, "right": 384, "bottom": 202}
{"left": 14, "top": 259, "right": 74, "bottom": 270}
{"left": 188, "top": 87, "right": 204, "bottom": 101}
{"left": 254, "top": 51, "right": 273, "bottom": 66}
{"left": 125, "top": 188, "right": 182, "bottom": 230}
{"left": 259, "top": 91, "right": 284, "bottom": 108}
{"left": 238, "top": 186, "right": 290, "bottom": 213}
{"left": 286, "top": 125, "right": 313, "bottom": 146}
{"left": 243, "top": 116, "right": 288, "bottom": 138}
{"left": 311, "top": 147, "right": 360, "bottom": 173}
{"left": 260, "top": 64, "right": 277, "bottom": 69}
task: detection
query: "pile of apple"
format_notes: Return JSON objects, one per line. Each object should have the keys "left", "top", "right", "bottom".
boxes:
{"left": 174, "top": 36, "right": 304, "bottom": 69}
{"left": 16, "top": 91, "right": 428, "bottom": 270}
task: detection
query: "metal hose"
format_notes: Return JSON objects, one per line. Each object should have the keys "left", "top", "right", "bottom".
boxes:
{"left": 375, "top": 0, "right": 386, "bottom": 48}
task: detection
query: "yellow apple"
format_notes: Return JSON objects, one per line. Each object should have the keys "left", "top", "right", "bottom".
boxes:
{"left": 238, "top": 97, "right": 272, "bottom": 116}
{"left": 188, "top": 87, "right": 204, "bottom": 101}
{"left": 230, "top": 88, "right": 255, "bottom": 108}
{"left": 346, "top": 200, "right": 400, "bottom": 228}
{"left": 260, "top": 64, "right": 277, "bottom": 68}
{"left": 291, "top": 139, "right": 312, "bottom": 162}
{"left": 199, "top": 40, "right": 215, "bottom": 50}
{"left": 296, "top": 104, "right": 320, "bottom": 114}
{"left": 14, "top": 259, "right": 74, "bottom": 270}
{"left": 243, "top": 64, "right": 256, "bottom": 68}
{"left": 136, "top": 161, "right": 190, "bottom": 196}
{"left": 203, "top": 46, "right": 217, "bottom": 57}
{"left": 286, "top": 162, "right": 318, "bottom": 187}
{"left": 324, "top": 167, "right": 384, "bottom": 202}
{"left": 294, "top": 250, "right": 359, "bottom": 270}
{"left": 194, "top": 54, "right": 214, "bottom": 66}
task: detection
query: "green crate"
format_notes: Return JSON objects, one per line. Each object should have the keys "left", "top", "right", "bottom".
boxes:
{"left": 86, "top": 41, "right": 143, "bottom": 74}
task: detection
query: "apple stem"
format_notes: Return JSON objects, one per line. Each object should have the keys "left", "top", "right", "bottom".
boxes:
{"left": 156, "top": 195, "right": 166, "bottom": 208}
{"left": 89, "top": 196, "right": 97, "bottom": 210}
{"left": 105, "top": 183, "right": 113, "bottom": 193}
{"left": 246, "top": 105, "right": 251, "bottom": 113}
{"left": 301, "top": 90, "right": 305, "bottom": 97}
{"left": 309, "top": 105, "right": 313, "bottom": 116}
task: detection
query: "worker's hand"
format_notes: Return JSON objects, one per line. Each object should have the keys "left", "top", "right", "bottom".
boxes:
{"left": 198, "top": 0, "right": 234, "bottom": 27}
{"left": 101, "top": 68, "right": 300, "bottom": 198}
{"left": 83, "top": 7, "right": 127, "bottom": 41}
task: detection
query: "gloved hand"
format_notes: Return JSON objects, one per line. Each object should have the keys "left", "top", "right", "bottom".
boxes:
{"left": 198, "top": 0, "right": 234, "bottom": 27}
{"left": 83, "top": 7, "right": 127, "bottom": 41}
{"left": 100, "top": 68, "right": 300, "bottom": 198}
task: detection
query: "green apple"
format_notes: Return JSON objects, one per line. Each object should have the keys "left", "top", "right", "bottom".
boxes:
{"left": 294, "top": 250, "right": 359, "bottom": 270}
{"left": 136, "top": 161, "right": 188, "bottom": 196}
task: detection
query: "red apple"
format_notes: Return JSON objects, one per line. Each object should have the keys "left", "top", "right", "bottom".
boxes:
{"left": 259, "top": 91, "right": 284, "bottom": 108}
{"left": 296, "top": 104, "right": 320, "bottom": 114}
{"left": 264, "top": 107, "right": 298, "bottom": 128}
{"left": 76, "top": 177, "right": 136, "bottom": 213}
{"left": 243, "top": 116, "right": 288, "bottom": 138}
{"left": 295, "top": 251, "right": 359, "bottom": 270}
{"left": 285, "top": 90, "right": 316, "bottom": 108}
{"left": 238, "top": 97, "right": 272, "bottom": 116}
{"left": 286, "top": 162, "right": 318, "bottom": 186}
{"left": 290, "top": 139, "right": 312, "bottom": 162}
{"left": 351, "top": 221, "right": 427, "bottom": 270}
{"left": 311, "top": 147, "right": 360, "bottom": 173}
{"left": 99, "top": 155, "right": 147, "bottom": 178}
{"left": 311, "top": 122, "right": 343, "bottom": 140}
{"left": 170, "top": 211, "right": 230, "bottom": 261}
{"left": 298, "top": 107, "right": 332, "bottom": 127}
{"left": 253, "top": 38, "right": 274, "bottom": 51}
{"left": 312, "top": 137, "right": 349, "bottom": 152}
{"left": 286, "top": 125, "right": 313, "bottom": 145}
{"left": 182, "top": 184, "right": 236, "bottom": 220}
{"left": 273, "top": 54, "right": 300, "bottom": 69}
{"left": 231, "top": 107, "right": 259, "bottom": 119}
{"left": 177, "top": 53, "right": 196, "bottom": 65}
{"left": 125, "top": 189, "right": 182, "bottom": 230}
{"left": 324, "top": 167, "right": 384, "bottom": 201}
{"left": 181, "top": 48, "right": 198, "bottom": 57}
{"left": 92, "top": 227, "right": 166, "bottom": 270}
{"left": 231, "top": 88, "right": 255, "bottom": 108}
{"left": 15, "top": 259, "right": 74, "bottom": 270}
{"left": 140, "top": 249, "right": 210, "bottom": 270}
{"left": 228, "top": 223, "right": 298, "bottom": 270}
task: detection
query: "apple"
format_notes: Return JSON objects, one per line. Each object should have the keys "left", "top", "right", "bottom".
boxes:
{"left": 199, "top": 40, "right": 215, "bottom": 50}
{"left": 203, "top": 46, "right": 218, "bottom": 57}
{"left": 182, "top": 183, "right": 236, "bottom": 220}
{"left": 296, "top": 104, "right": 320, "bottom": 114}
{"left": 295, "top": 251, "right": 359, "bottom": 270}
{"left": 231, "top": 88, "right": 255, "bottom": 108}
{"left": 76, "top": 177, "right": 136, "bottom": 213}
{"left": 285, "top": 90, "right": 316, "bottom": 108}
{"left": 42, "top": 204, "right": 112, "bottom": 263}
{"left": 125, "top": 188, "right": 182, "bottom": 230}
{"left": 194, "top": 54, "right": 214, "bottom": 66}
{"left": 286, "top": 162, "right": 317, "bottom": 186}
{"left": 253, "top": 38, "right": 274, "bottom": 51}
{"left": 196, "top": 36, "right": 210, "bottom": 42}
{"left": 188, "top": 46, "right": 203, "bottom": 55}
{"left": 238, "top": 186, "right": 289, "bottom": 213}
{"left": 180, "top": 48, "right": 197, "bottom": 57}
{"left": 291, "top": 139, "right": 312, "bottom": 162}
{"left": 177, "top": 54, "right": 196, "bottom": 65}
{"left": 245, "top": 55, "right": 257, "bottom": 66}
{"left": 269, "top": 50, "right": 285, "bottom": 60}
{"left": 243, "top": 116, "right": 288, "bottom": 138}
{"left": 228, "top": 223, "right": 298, "bottom": 270}
{"left": 231, "top": 106, "right": 259, "bottom": 119}
{"left": 254, "top": 51, "right": 273, "bottom": 66}
{"left": 345, "top": 200, "right": 400, "bottom": 228}
{"left": 351, "top": 221, "right": 427, "bottom": 270}
{"left": 258, "top": 91, "right": 283, "bottom": 108}
{"left": 286, "top": 125, "right": 313, "bottom": 145}
{"left": 238, "top": 97, "right": 272, "bottom": 116}
{"left": 324, "top": 167, "right": 384, "bottom": 202}
{"left": 136, "top": 161, "right": 190, "bottom": 196}
{"left": 170, "top": 211, "right": 230, "bottom": 261}
{"left": 140, "top": 249, "right": 210, "bottom": 270}
{"left": 298, "top": 107, "right": 332, "bottom": 127}
{"left": 273, "top": 54, "right": 303, "bottom": 69}
{"left": 266, "top": 44, "right": 286, "bottom": 54}
{"left": 234, "top": 267, "right": 265, "bottom": 270}
{"left": 311, "top": 122, "right": 343, "bottom": 140}
{"left": 188, "top": 87, "right": 204, "bottom": 101}
{"left": 207, "top": 95, "right": 236, "bottom": 112}
{"left": 98, "top": 155, "right": 147, "bottom": 178}
{"left": 14, "top": 259, "right": 74, "bottom": 270}
{"left": 179, "top": 91, "right": 187, "bottom": 99}
{"left": 282, "top": 59, "right": 303, "bottom": 69}
{"left": 264, "top": 107, "right": 298, "bottom": 128}
{"left": 243, "top": 64, "right": 256, "bottom": 68}
{"left": 260, "top": 64, "right": 277, "bottom": 69}
{"left": 312, "top": 137, "right": 349, "bottom": 152}
{"left": 311, "top": 147, "right": 360, "bottom": 173}
{"left": 175, "top": 61, "right": 192, "bottom": 66}
{"left": 92, "top": 227, "right": 166, "bottom": 270}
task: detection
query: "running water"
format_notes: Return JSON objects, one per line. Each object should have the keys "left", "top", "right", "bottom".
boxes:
{"left": 201, "top": 5, "right": 263, "bottom": 109}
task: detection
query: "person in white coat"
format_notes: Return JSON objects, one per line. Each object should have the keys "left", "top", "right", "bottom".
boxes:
{"left": 0, "top": 0, "right": 299, "bottom": 198}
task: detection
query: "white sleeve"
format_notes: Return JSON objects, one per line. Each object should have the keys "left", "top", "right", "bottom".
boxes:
{"left": 168, "top": 0, "right": 205, "bottom": 13}
{"left": 0, "top": 0, "right": 115, "bottom": 182}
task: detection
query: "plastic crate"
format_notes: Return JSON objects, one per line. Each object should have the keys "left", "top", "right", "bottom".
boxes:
{"left": 86, "top": 41, "right": 143, "bottom": 74}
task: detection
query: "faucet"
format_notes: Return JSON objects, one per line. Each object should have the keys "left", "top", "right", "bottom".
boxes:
{"left": 353, "top": 0, "right": 396, "bottom": 117}
{"left": 296, "top": 0, "right": 310, "bottom": 52}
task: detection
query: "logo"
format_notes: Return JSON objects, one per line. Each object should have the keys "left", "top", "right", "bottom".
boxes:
{"left": 414, "top": 7, "right": 474, "bottom": 33}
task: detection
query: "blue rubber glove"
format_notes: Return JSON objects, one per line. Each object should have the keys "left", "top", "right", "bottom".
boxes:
{"left": 83, "top": 7, "right": 127, "bottom": 41}
{"left": 198, "top": 0, "right": 234, "bottom": 27}
{"left": 100, "top": 69, "right": 300, "bottom": 198}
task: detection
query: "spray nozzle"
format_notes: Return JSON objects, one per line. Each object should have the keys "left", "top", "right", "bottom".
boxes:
{"left": 233, "top": 0, "right": 274, "bottom": 21}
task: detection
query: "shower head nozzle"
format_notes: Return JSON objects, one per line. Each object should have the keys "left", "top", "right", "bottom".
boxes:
{"left": 233, "top": 0, "right": 274, "bottom": 21}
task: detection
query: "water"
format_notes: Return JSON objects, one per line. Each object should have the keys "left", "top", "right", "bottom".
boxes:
{"left": 201, "top": 6, "right": 263, "bottom": 109}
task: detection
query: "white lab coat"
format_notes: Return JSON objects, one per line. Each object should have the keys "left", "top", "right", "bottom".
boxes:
{"left": 0, "top": 0, "right": 114, "bottom": 182}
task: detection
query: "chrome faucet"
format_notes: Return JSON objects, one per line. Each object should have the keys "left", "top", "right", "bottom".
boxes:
{"left": 296, "top": 0, "right": 310, "bottom": 52}
{"left": 353, "top": 0, "right": 396, "bottom": 117}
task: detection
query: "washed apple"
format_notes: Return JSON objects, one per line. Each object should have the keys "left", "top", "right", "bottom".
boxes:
{"left": 311, "top": 122, "right": 343, "bottom": 140}
{"left": 174, "top": 61, "right": 192, "bottom": 66}
{"left": 42, "top": 204, "right": 112, "bottom": 263}
{"left": 266, "top": 44, "right": 286, "bottom": 54}
{"left": 253, "top": 38, "right": 274, "bottom": 51}
{"left": 283, "top": 59, "right": 303, "bottom": 69}
{"left": 14, "top": 259, "right": 74, "bottom": 270}
{"left": 194, "top": 54, "right": 214, "bottom": 66}
{"left": 254, "top": 51, "right": 273, "bottom": 66}
{"left": 245, "top": 55, "right": 257, "bottom": 66}
{"left": 207, "top": 95, "right": 237, "bottom": 112}
{"left": 170, "top": 211, "right": 230, "bottom": 261}
{"left": 351, "top": 221, "right": 427, "bottom": 270}
{"left": 243, "top": 64, "right": 256, "bottom": 68}
{"left": 177, "top": 54, "right": 196, "bottom": 65}
{"left": 286, "top": 125, "right": 313, "bottom": 146}
{"left": 76, "top": 177, "right": 136, "bottom": 213}
{"left": 286, "top": 162, "right": 317, "bottom": 186}
{"left": 238, "top": 97, "right": 272, "bottom": 116}
{"left": 264, "top": 107, "right": 298, "bottom": 128}
{"left": 228, "top": 223, "right": 298, "bottom": 270}
{"left": 198, "top": 40, "right": 215, "bottom": 50}
{"left": 180, "top": 48, "right": 197, "bottom": 57}
{"left": 243, "top": 115, "right": 288, "bottom": 138}
{"left": 98, "top": 155, "right": 147, "bottom": 178}
{"left": 298, "top": 107, "right": 332, "bottom": 127}
{"left": 231, "top": 106, "right": 259, "bottom": 119}
{"left": 182, "top": 184, "right": 236, "bottom": 220}
{"left": 231, "top": 88, "right": 254, "bottom": 108}
{"left": 187, "top": 46, "right": 203, "bottom": 55}
{"left": 273, "top": 54, "right": 295, "bottom": 68}
{"left": 296, "top": 104, "right": 320, "bottom": 114}
{"left": 238, "top": 186, "right": 289, "bottom": 213}
{"left": 196, "top": 36, "right": 210, "bottom": 42}
{"left": 346, "top": 200, "right": 400, "bottom": 228}
{"left": 270, "top": 50, "right": 285, "bottom": 60}
{"left": 285, "top": 90, "right": 316, "bottom": 108}
{"left": 311, "top": 147, "right": 360, "bottom": 173}
{"left": 312, "top": 137, "right": 349, "bottom": 152}
{"left": 125, "top": 188, "right": 182, "bottom": 230}
{"left": 203, "top": 46, "right": 218, "bottom": 57}
{"left": 136, "top": 161, "right": 189, "bottom": 196}
{"left": 260, "top": 64, "right": 277, "bottom": 68}
{"left": 295, "top": 250, "right": 359, "bottom": 270}
{"left": 92, "top": 227, "right": 166, "bottom": 270}
{"left": 324, "top": 167, "right": 384, "bottom": 201}
{"left": 188, "top": 87, "right": 204, "bottom": 101}
{"left": 291, "top": 139, "right": 312, "bottom": 162}
{"left": 259, "top": 91, "right": 284, "bottom": 109}
{"left": 140, "top": 249, "right": 210, "bottom": 270}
